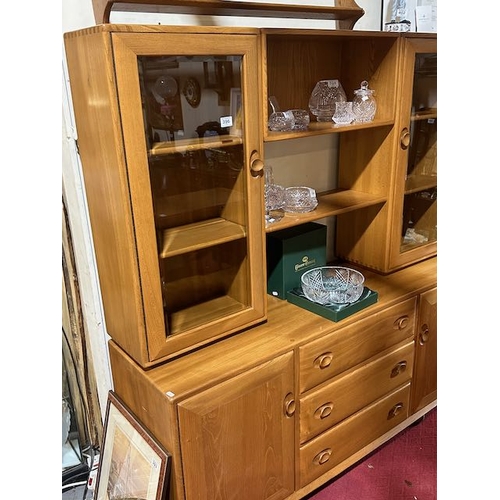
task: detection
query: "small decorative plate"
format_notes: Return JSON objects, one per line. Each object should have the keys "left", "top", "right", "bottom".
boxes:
{"left": 182, "top": 77, "right": 201, "bottom": 108}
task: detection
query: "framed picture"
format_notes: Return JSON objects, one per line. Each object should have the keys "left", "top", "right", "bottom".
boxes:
{"left": 95, "top": 391, "right": 170, "bottom": 500}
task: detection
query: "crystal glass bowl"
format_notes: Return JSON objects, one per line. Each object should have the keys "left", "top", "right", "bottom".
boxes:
{"left": 284, "top": 186, "right": 318, "bottom": 213}
{"left": 300, "top": 266, "right": 365, "bottom": 305}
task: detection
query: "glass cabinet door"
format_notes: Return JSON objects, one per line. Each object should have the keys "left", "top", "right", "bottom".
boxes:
{"left": 112, "top": 31, "right": 265, "bottom": 363}
{"left": 391, "top": 35, "right": 437, "bottom": 269}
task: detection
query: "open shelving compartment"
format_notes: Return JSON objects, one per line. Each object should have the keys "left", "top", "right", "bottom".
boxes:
{"left": 260, "top": 29, "right": 401, "bottom": 269}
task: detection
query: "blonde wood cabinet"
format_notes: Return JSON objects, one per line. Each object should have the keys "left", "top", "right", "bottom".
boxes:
{"left": 64, "top": 21, "right": 437, "bottom": 500}
{"left": 411, "top": 286, "right": 437, "bottom": 413}
{"left": 108, "top": 259, "right": 436, "bottom": 500}
{"left": 64, "top": 25, "right": 267, "bottom": 367}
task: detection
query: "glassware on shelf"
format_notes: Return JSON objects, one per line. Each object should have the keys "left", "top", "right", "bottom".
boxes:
{"left": 288, "top": 109, "right": 310, "bottom": 131}
{"left": 352, "top": 80, "right": 377, "bottom": 123}
{"left": 264, "top": 165, "right": 285, "bottom": 224}
{"left": 268, "top": 96, "right": 295, "bottom": 131}
{"left": 332, "top": 101, "right": 354, "bottom": 125}
{"left": 284, "top": 186, "right": 318, "bottom": 213}
{"left": 308, "top": 79, "right": 346, "bottom": 122}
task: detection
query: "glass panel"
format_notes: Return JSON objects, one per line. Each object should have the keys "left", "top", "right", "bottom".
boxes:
{"left": 401, "top": 52, "right": 437, "bottom": 253}
{"left": 137, "top": 55, "right": 248, "bottom": 338}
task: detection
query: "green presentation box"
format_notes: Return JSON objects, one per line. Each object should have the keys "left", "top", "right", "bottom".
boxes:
{"left": 266, "top": 222, "right": 327, "bottom": 299}
{"left": 286, "top": 286, "right": 378, "bottom": 322}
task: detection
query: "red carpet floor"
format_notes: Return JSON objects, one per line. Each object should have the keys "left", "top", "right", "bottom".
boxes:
{"left": 306, "top": 408, "right": 437, "bottom": 500}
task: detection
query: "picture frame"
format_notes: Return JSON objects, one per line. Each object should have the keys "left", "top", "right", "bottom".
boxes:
{"left": 94, "top": 391, "right": 170, "bottom": 500}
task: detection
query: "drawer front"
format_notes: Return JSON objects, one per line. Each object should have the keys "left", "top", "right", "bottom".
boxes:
{"left": 299, "top": 383, "right": 410, "bottom": 488}
{"left": 300, "top": 341, "right": 414, "bottom": 443}
{"left": 299, "top": 298, "right": 416, "bottom": 393}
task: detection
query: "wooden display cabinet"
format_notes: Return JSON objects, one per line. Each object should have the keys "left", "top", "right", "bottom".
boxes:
{"left": 64, "top": 20, "right": 437, "bottom": 500}
{"left": 64, "top": 25, "right": 267, "bottom": 367}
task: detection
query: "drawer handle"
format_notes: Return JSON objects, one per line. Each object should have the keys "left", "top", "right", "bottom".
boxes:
{"left": 283, "top": 392, "right": 296, "bottom": 418}
{"left": 394, "top": 315, "right": 410, "bottom": 331}
{"left": 387, "top": 402, "right": 404, "bottom": 420}
{"left": 419, "top": 324, "right": 429, "bottom": 345}
{"left": 313, "top": 448, "right": 332, "bottom": 466}
{"left": 314, "top": 352, "right": 333, "bottom": 370}
{"left": 390, "top": 361, "right": 407, "bottom": 378}
{"left": 314, "top": 402, "right": 334, "bottom": 420}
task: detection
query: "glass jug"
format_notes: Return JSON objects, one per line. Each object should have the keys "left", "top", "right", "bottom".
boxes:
{"left": 352, "top": 80, "right": 377, "bottom": 123}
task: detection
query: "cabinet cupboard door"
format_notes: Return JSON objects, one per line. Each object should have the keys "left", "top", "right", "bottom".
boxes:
{"left": 178, "top": 352, "right": 295, "bottom": 500}
{"left": 411, "top": 287, "right": 437, "bottom": 413}
{"left": 389, "top": 35, "right": 437, "bottom": 270}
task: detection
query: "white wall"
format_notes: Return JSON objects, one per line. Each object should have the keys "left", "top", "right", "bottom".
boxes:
{"left": 61, "top": 0, "right": 383, "bottom": 420}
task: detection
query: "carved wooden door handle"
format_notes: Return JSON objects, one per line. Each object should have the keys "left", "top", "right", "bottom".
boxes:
{"left": 400, "top": 127, "right": 410, "bottom": 149}
{"left": 250, "top": 150, "right": 264, "bottom": 175}
{"left": 283, "top": 392, "right": 296, "bottom": 417}
{"left": 419, "top": 324, "right": 429, "bottom": 345}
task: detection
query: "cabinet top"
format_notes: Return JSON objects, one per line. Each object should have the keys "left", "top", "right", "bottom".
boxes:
{"left": 112, "top": 257, "right": 436, "bottom": 398}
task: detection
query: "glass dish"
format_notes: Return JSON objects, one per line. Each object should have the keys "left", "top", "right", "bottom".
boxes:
{"left": 301, "top": 266, "right": 365, "bottom": 305}
{"left": 284, "top": 186, "right": 318, "bottom": 213}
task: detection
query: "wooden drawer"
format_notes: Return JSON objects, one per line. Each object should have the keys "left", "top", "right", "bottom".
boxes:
{"left": 300, "top": 340, "right": 413, "bottom": 443}
{"left": 299, "top": 298, "right": 416, "bottom": 393}
{"left": 298, "top": 383, "right": 410, "bottom": 488}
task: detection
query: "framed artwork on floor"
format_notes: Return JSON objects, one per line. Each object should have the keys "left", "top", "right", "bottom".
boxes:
{"left": 95, "top": 391, "right": 170, "bottom": 500}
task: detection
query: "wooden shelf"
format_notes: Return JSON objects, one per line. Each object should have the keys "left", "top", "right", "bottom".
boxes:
{"left": 169, "top": 294, "right": 247, "bottom": 335}
{"left": 159, "top": 217, "right": 246, "bottom": 258}
{"left": 264, "top": 119, "right": 395, "bottom": 143}
{"left": 404, "top": 175, "right": 437, "bottom": 195}
{"left": 92, "top": 0, "right": 365, "bottom": 27}
{"left": 411, "top": 108, "right": 437, "bottom": 121}
{"left": 149, "top": 135, "right": 243, "bottom": 156}
{"left": 265, "top": 189, "right": 386, "bottom": 233}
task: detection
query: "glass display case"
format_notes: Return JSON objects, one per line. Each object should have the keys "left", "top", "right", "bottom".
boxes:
{"left": 64, "top": 27, "right": 266, "bottom": 367}
{"left": 390, "top": 34, "right": 437, "bottom": 270}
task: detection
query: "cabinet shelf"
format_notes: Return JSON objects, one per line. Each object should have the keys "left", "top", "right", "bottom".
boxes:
{"left": 264, "top": 119, "right": 395, "bottom": 143}
{"left": 92, "top": 0, "right": 364, "bottom": 27}
{"left": 411, "top": 108, "right": 437, "bottom": 122}
{"left": 170, "top": 295, "right": 247, "bottom": 335}
{"left": 159, "top": 217, "right": 246, "bottom": 258}
{"left": 266, "top": 189, "right": 386, "bottom": 233}
{"left": 149, "top": 135, "right": 243, "bottom": 156}
{"left": 404, "top": 175, "right": 437, "bottom": 195}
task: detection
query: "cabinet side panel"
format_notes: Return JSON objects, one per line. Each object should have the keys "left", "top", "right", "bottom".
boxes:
{"left": 109, "top": 341, "right": 183, "bottom": 500}
{"left": 64, "top": 30, "right": 149, "bottom": 364}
